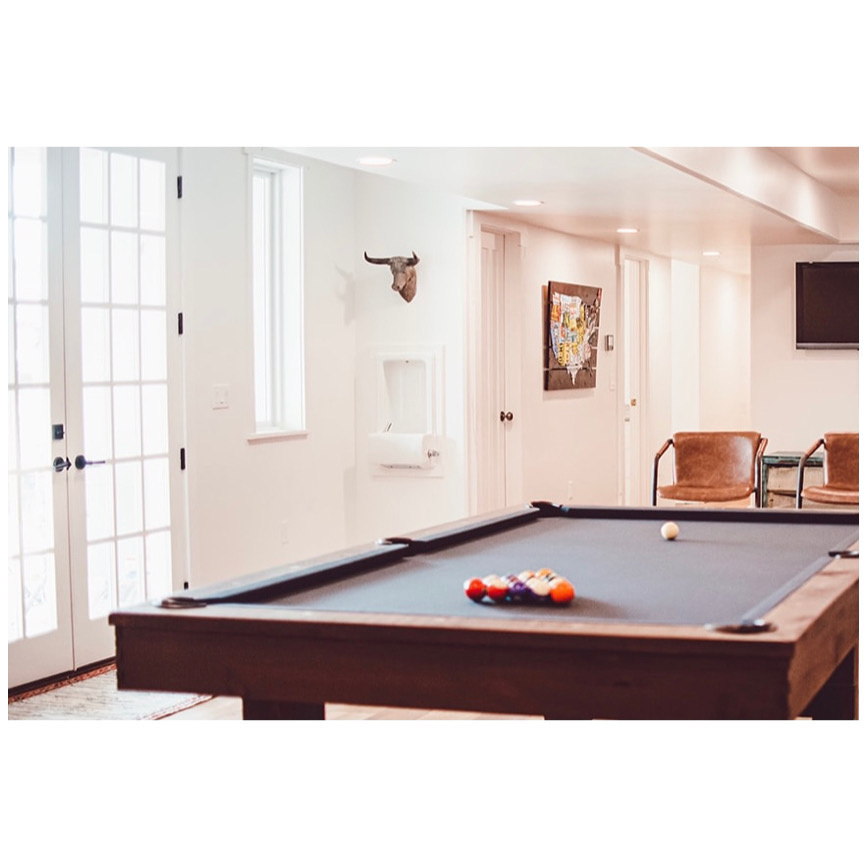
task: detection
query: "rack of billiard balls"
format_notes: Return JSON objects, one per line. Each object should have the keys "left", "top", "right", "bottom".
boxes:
{"left": 464, "top": 569, "right": 575, "bottom": 605}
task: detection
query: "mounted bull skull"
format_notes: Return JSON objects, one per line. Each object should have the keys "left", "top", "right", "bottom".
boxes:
{"left": 364, "top": 251, "right": 420, "bottom": 303}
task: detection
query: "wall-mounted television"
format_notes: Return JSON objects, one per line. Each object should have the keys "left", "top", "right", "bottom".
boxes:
{"left": 795, "top": 261, "right": 859, "bottom": 350}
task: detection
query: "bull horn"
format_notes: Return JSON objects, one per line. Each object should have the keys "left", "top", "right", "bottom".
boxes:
{"left": 406, "top": 252, "right": 419, "bottom": 266}
{"left": 364, "top": 252, "right": 391, "bottom": 265}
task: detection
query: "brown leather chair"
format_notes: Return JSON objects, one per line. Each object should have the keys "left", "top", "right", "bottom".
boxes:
{"left": 652, "top": 431, "right": 768, "bottom": 507}
{"left": 796, "top": 433, "right": 859, "bottom": 509}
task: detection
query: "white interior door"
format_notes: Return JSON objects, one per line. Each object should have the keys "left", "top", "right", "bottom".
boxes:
{"left": 472, "top": 227, "right": 522, "bottom": 513}
{"left": 7, "top": 147, "right": 184, "bottom": 687}
{"left": 620, "top": 256, "right": 648, "bottom": 505}
{"left": 478, "top": 230, "right": 508, "bottom": 510}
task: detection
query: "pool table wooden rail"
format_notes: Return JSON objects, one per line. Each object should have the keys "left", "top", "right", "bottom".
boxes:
{"left": 110, "top": 537, "right": 857, "bottom": 720}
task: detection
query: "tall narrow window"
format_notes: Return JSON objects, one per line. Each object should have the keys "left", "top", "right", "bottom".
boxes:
{"left": 251, "top": 155, "right": 304, "bottom": 434}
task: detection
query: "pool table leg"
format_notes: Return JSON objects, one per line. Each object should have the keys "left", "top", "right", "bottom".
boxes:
{"left": 243, "top": 698, "right": 326, "bottom": 720}
{"left": 803, "top": 648, "right": 858, "bottom": 720}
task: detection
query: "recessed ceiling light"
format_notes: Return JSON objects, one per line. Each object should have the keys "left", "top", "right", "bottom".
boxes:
{"left": 617, "top": 227, "right": 639, "bottom": 234}
{"left": 703, "top": 250, "right": 721, "bottom": 257}
{"left": 357, "top": 156, "right": 395, "bottom": 167}
{"left": 512, "top": 199, "right": 543, "bottom": 207}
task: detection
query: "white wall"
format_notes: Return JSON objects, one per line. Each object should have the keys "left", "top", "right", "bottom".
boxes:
{"left": 352, "top": 171, "right": 471, "bottom": 540}
{"left": 181, "top": 148, "right": 359, "bottom": 586}
{"left": 750, "top": 243, "right": 859, "bottom": 452}
{"left": 180, "top": 149, "right": 476, "bottom": 587}
{"left": 699, "top": 267, "right": 751, "bottom": 429}
{"left": 669, "top": 260, "right": 701, "bottom": 431}
{"left": 645, "top": 254, "right": 674, "bottom": 460}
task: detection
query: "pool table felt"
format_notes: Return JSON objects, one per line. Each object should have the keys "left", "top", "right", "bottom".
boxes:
{"left": 244, "top": 516, "right": 857, "bottom": 627}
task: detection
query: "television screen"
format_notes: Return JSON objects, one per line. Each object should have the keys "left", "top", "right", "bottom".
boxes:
{"left": 795, "top": 261, "right": 859, "bottom": 349}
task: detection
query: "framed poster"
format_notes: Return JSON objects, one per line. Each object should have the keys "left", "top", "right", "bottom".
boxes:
{"left": 543, "top": 280, "right": 602, "bottom": 390}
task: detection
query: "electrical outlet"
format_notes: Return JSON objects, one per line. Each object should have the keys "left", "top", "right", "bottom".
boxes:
{"left": 212, "top": 384, "right": 229, "bottom": 409}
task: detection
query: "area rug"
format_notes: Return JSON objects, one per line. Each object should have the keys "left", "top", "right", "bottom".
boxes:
{"left": 8, "top": 664, "right": 211, "bottom": 721}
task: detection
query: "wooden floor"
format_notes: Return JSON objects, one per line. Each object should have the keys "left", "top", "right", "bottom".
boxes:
{"left": 164, "top": 696, "right": 540, "bottom": 720}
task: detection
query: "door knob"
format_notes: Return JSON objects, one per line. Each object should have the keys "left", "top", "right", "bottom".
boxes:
{"left": 499, "top": 411, "right": 514, "bottom": 422}
{"left": 53, "top": 456, "right": 71, "bottom": 473}
{"left": 74, "top": 455, "right": 107, "bottom": 470}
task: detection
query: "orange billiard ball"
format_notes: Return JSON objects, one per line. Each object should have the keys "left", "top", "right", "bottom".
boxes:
{"left": 548, "top": 577, "right": 575, "bottom": 605}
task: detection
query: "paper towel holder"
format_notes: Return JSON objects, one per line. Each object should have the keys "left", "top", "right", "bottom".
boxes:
{"left": 371, "top": 348, "right": 444, "bottom": 477}
{"left": 381, "top": 422, "right": 439, "bottom": 460}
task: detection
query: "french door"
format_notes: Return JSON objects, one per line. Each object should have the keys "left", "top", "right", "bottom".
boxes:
{"left": 7, "top": 147, "right": 185, "bottom": 688}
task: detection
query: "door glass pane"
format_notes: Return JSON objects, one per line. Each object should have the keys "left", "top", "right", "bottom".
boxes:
{"left": 111, "top": 308, "right": 140, "bottom": 381}
{"left": 82, "top": 386, "right": 113, "bottom": 460}
{"left": 140, "top": 235, "right": 166, "bottom": 306}
{"left": 80, "top": 227, "right": 109, "bottom": 303}
{"left": 13, "top": 218, "right": 48, "bottom": 301}
{"left": 117, "top": 536, "right": 145, "bottom": 607}
{"left": 17, "top": 388, "right": 52, "bottom": 470}
{"left": 16, "top": 304, "right": 50, "bottom": 384}
{"left": 12, "top": 148, "right": 46, "bottom": 218}
{"left": 110, "top": 153, "right": 138, "bottom": 228}
{"left": 80, "top": 308, "right": 112, "bottom": 383}
{"left": 114, "top": 461, "right": 143, "bottom": 536}
{"left": 141, "top": 385, "right": 168, "bottom": 455}
{"left": 8, "top": 558, "right": 23, "bottom": 641}
{"left": 85, "top": 464, "right": 115, "bottom": 542}
{"left": 80, "top": 148, "right": 108, "bottom": 224}
{"left": 8, "top": 474, "right": 20, "bottom": 558}
{"left": 139, "top": 159, "right": 165, "bottom": 231}
{"left": 110, "top": 230, "right": 139, "bottom": 304}
{"left": 23, "top": 553, "right": 58, "bottom": 637}
{"left": 140, "top": 310, "right": 166, "bottom": 381}
{"left": 87, "top": 541, "right": 116, "bottom": 619}
{"left": 19, "top": 471, "right": 54, "bottom": 553}
{"left": 143, "top": 457, "right": 170, "bottom": 530}
{"left": 112, "top": 385, "right": 142, "bottom": 458}
{"left": 146, "top": 531, "right": 171, "bottom": 599}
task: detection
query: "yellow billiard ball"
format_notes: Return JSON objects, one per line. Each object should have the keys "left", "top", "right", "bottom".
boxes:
{"left": 661, "top": 521, "right": 679, "bottom": 540}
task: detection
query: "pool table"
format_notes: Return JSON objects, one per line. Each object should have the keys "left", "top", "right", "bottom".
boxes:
{"left": 109, "top": 503, "right": 859, "bottom": 720}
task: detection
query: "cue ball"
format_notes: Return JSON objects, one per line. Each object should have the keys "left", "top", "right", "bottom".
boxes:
{"left": 661, "top": 521, "right": 679, "bottom": 540}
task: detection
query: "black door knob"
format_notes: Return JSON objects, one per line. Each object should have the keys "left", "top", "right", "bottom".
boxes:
{"left": 53, "top": 456, "right": 71, "bottom": 473}
{"left": 74, "top": 455, "right": 107, "bottom": 470}
{"left": 499, "top": 411, "right": 514, "bottom": 422}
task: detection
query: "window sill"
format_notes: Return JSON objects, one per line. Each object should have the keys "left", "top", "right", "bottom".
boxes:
{"left": 247, "top": 429, "right": 309, "bottom": 445}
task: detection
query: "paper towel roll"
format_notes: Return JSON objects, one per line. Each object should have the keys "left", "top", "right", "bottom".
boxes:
{"left": 369, "top": 433, "right": 439, "bottom": 468}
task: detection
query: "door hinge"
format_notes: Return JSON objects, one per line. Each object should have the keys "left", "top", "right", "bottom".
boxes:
{"left": 178, "top": 312, "right": 184, "bottom": 335}
{"left": 180, "top": 447, "right": 186, "bottom": 470}
{"left": 177, "top": 175, "right": 183, "bottom": 199}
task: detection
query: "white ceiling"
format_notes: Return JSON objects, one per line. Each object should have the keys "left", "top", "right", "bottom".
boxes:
{"left": 283, "top": 146, "right": 858, "bottom": 276}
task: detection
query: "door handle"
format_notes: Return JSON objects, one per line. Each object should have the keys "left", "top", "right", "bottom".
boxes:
{"left": 53, "top": 456, "right": 72, "bottom": 473}
{"left": 74, "top": 455, "right": 107, "bottom": 470}
{"left": 499, "top": 411, "right": 514, "bottom": 422}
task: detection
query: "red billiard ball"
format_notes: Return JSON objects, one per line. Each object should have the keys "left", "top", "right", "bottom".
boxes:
{"left": 485, "top": 576, "right": 510, "bottom": 602}
{"left": 464, "top": 577, "right": 487, "bottom": 602}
